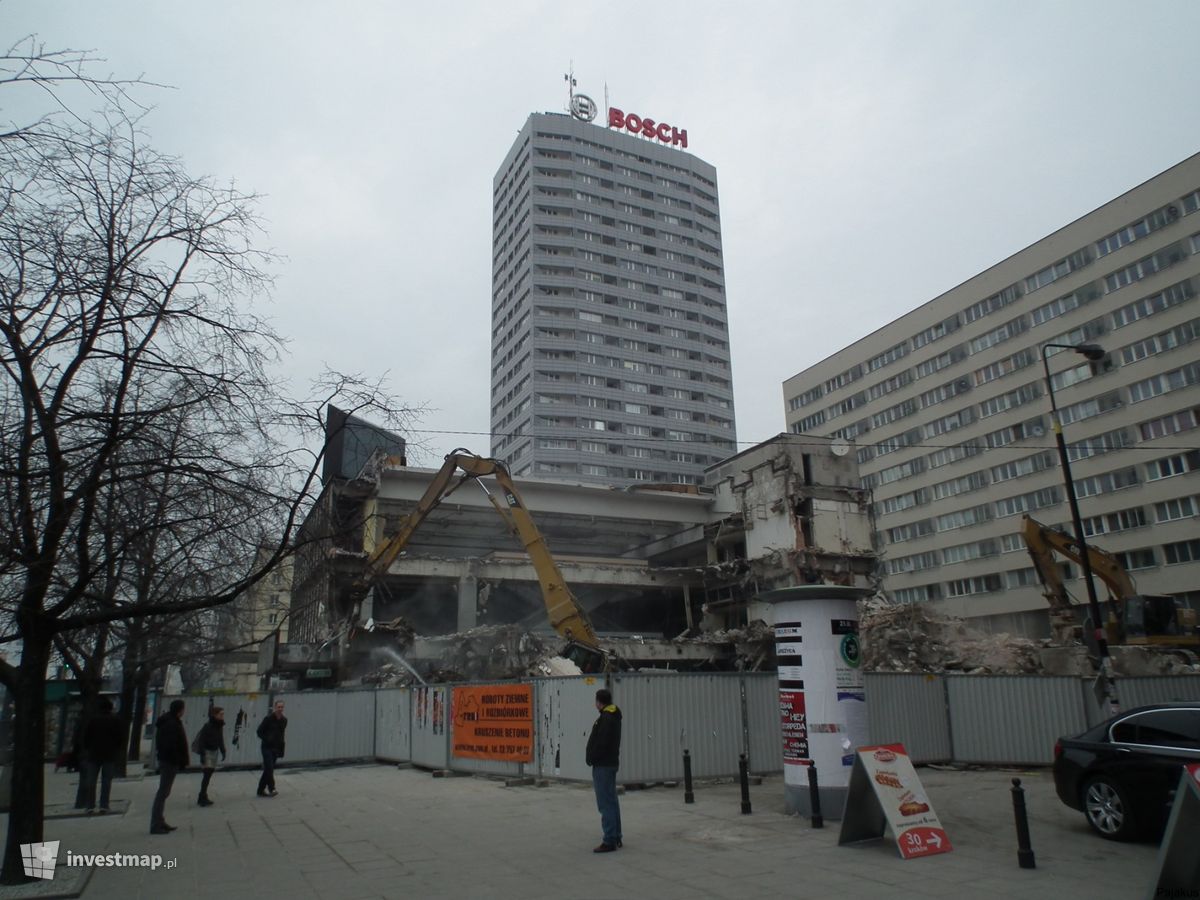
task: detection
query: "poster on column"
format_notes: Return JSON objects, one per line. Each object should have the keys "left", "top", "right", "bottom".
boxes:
{"left": 838, "top": 743, "right": 953, "bottom": 860}
{"left": 451, "top": 684, "right": 534, "bottom": 762}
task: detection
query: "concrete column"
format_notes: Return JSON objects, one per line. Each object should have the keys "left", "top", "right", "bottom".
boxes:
{"left": 457, "top": 567, "right": 478, "bottom": 632}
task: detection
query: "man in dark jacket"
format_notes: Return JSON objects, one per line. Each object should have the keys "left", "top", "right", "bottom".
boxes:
{"left": 585, "top": 688, "right": 623, "bottom": 853}
{"left": 81, "top": 698, "right": 123, "bottom": 813}
{"left": 256, "top": 700, "right": 287, "bottom": 797}
{"left": 150, "top": 699, "right": 188, "bottom": 834}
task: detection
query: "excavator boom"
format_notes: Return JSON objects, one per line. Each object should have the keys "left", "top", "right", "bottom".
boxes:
{"left": 1021, "top": 515, "right": 1198, "bottom": 648}
{"left": 353, "top": 449, "right": 603, "bottom": 657}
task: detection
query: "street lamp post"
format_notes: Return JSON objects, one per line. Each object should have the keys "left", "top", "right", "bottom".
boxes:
{"left": 1041, "top": 341, "right": 1120, "bottom": 715}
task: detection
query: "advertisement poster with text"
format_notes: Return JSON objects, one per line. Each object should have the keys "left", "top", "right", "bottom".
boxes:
{"left": 451, "top": 684, "right": 533, "bottom": 762}
{"left": 857, "top": 744, "right": 952, "bottom": 859}
{"left": 779, "top": 689, "right": 809, "bottom": 764}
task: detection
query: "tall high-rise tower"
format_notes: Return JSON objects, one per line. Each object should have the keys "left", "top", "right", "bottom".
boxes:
{"left": 491, "top": 106, "right": 736, "bottom": 486}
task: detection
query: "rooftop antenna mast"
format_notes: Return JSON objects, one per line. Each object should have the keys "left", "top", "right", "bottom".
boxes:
{"left": 564, "top": 62, "right": 576, "bottom": 113}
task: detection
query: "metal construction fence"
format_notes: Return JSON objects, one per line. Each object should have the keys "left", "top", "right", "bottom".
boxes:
{"left": 158, "top": 671, "right": 1200, "bottom": 780}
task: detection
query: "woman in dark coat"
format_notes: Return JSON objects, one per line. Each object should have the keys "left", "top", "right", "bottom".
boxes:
{"left": 194, "top": 706, "right": 227, "bottom": 806}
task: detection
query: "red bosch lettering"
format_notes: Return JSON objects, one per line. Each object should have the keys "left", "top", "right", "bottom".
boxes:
{"left": 606, "top": 107, "right": 689, "bottom": 148}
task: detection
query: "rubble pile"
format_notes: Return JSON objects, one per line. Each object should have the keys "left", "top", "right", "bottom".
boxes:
{"left": 860, "top": 603, "right": 1046, "bottom": 675}
{"left": 859, "top": 602, "right": 1200, "bottom": 676}
{"left": 360, "top": 662, "right": 421, "bottom": 687}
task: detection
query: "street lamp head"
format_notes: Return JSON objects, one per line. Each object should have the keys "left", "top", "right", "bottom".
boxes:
{"left": 1074, "top": 343, "right": 1106, "bottom": 361}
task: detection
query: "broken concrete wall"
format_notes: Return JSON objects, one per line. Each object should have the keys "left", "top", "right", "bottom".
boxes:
{"left": 706, "top": 435, "right": 877, "bottom": 592}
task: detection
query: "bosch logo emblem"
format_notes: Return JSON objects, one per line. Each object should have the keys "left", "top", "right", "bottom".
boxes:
{"left": 570, "top": 94, "right": 598, "bottom": 122}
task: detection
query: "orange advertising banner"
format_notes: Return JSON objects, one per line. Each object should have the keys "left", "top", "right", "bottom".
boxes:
{"left": 451, "top": 684, "right": 534, "bottom": 762}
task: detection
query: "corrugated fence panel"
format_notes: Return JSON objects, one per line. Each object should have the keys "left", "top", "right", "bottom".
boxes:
{"left": 534, "top": 675, "right": 596, "bottom": 781}
{"left": 272, "top": 690, "right": 373, "bottom": 762}
{"left": 1117, "top": 675, "right": 1200, "bottom": 707}
{"left": 864, "top": 673, "right": 951, "bottom": 764}
{"left": 744, "top": 673, "right": 784, "bottom": 774}
{"left": 410, "top": 684, "right": 450, "bottom": 769}
{"left": 615, "top": 673, "right": 745, "bottom": 782}
{"left": 947, "top": 676, "right": 1088, "bottom": 765}
{"left": 332, "top": 690, "right": 377, "bottom": 759}
{"left": 446, "top": 680, "right": 528, "bottom": 778}
{"left": 742, "top": 673, "right": 782, "bottom": 773}
{"left": 374, "top": 688, "right": 412, "bottom": 761}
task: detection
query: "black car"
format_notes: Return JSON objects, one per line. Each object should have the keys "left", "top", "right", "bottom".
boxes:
{"left": 1053, "top": 702, "right": 1200, "bottom": 841}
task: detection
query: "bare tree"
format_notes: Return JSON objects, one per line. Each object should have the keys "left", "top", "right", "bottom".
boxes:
{"left": 0, "top": 74, "right": 418, "bottom": 883}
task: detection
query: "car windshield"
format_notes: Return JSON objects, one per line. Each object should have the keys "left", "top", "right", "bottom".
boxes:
{"left": 1110, "top": 709, "right": 1200, "bottom": 748}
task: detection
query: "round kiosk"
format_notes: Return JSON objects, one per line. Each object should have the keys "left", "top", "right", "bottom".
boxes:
{"left": 756, "top": 585, "right": 870, "bottom": 819}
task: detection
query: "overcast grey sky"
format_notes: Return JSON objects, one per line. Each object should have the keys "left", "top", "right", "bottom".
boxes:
{"left": 6, "top": 1, "right": 1200, "bottom": 466}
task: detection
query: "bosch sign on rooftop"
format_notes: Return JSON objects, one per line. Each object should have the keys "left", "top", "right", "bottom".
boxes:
{"left": 607, "top": 107, "right": 688, "bottom": 149}
{"left": 490, "top": 78, "right": 733, "bottom": 487}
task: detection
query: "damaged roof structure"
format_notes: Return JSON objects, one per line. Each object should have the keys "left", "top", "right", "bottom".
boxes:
{"left": 276, "top": 434, "right": 878, "bottom": 685}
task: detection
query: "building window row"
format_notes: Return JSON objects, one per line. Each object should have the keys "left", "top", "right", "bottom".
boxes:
{"left": 1073, "top": 465, "right": 1139, "bottom": 499}
{"left": 1145, "top": 448, "right": 1200, "bottom": 481}
{"left": 867, "top": 340, "right": 910, "bottom": 373}
{"left": 973, "top": 347, "right": 1036, "bottom": 386}
{"left": 1030, "top": 286, "right": 1101, "bottom": 327}
{"left": 1110, "top": 278, "right": 1195, "bottom": 329}
{"left": 1138, "top": 406, "right": 1200, "bottom": 441}
{"left": 1155, "top": 496, "right": 1199, "bottom": 523}
{"left": 1095, "top": 202, "right": 1181, "bottom": 257}
{"left": 1119, "top": 316, "right": 1200, "bottom": 366}
{"left": 1127, "top": 361, "right": 1200, "bottom": 404}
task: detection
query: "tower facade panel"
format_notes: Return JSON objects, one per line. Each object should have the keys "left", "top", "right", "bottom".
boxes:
{"left": 492, "top": 112, "right": 736, "bottom": 486}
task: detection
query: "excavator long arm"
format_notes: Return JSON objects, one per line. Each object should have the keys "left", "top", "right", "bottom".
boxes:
{"left": 352, "top": 449, "right": 601, "bottom": 652}
{"left": 1020, "top": 515, "right": 1137, "bottom": 604}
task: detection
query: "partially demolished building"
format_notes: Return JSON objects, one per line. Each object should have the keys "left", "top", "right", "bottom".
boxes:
{"left": 275, "top": 434, "right": 877, "bottom": 685}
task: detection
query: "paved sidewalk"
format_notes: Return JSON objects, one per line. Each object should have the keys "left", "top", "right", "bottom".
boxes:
{"left": 10, "top": 762, "right": 1166, "bottom": 900}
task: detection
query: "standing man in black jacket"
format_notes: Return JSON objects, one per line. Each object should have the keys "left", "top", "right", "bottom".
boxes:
{"left": 256, "top": 700, "right": 288, "bottom": 797}
{"left": 150, "top": 699, "right": 188, "bottom": 834}
{"left": 81, "top": 698, "right": 123, "bottom": 814}
{"left": 585, "top": 688, "right": 623, "bottom": 853}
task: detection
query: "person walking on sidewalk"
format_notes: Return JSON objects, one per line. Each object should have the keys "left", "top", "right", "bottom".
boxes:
{"left": 586, "top": 687, "right": 623, "bottom": 853}
{"left": 81, "top": 698, "right": 122, "bottom": 814}
{"left": 193, "top": 706, "right": 227, "bottom": 807}
{"left": 150, "top": 699, "right": 188, "bottom": 834}
{"left": 256, "top": 700, "right": 287, "bottom": 797}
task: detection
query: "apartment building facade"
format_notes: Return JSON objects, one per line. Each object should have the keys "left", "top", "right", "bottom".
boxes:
{"left": 490, "top": 110, "right": 736, "bottom": 486}
{"left": 783, "top": 153, "right": 1200, "bottom": 635}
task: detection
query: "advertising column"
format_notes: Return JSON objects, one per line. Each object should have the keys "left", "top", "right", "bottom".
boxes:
{"left": 759, "top": 585, "right": 870, "bottom": 818}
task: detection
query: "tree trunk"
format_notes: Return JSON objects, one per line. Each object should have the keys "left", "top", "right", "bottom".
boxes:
{"left": 2, "top": 635, "right": 51, "bottom": 885}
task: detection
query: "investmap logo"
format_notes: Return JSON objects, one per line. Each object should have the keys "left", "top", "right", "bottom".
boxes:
{"left": 20, "top": 841, "right": 59, "bottom": 879}
{"left": 19, "top": 840, "right": 173, "bottom": 880}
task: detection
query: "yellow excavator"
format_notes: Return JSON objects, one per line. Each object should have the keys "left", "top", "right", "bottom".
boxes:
{"left": 1021, "top": 515, "right": 1199, "bottom": 648}
{"left": 349, "top": 449, "right": 611, "bottom": 672}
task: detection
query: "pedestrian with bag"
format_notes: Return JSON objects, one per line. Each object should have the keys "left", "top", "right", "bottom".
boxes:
{"left": 256, "top": 700, "right": 287, "bottom": 797}
{"left": 192, "top": 706, "right": 227, "bottom": 807}
{"left": 150, "top": 699, "right": 188, "bottom": 835}
{"left": 585, "top": 687, "right": 623, "bottom": 853}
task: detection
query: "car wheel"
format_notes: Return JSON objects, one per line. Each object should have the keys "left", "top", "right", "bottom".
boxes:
{"left": 1082, "top": 776, "right": 1140, "bottom": 841}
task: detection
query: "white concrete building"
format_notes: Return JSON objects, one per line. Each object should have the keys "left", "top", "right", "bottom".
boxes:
{"left": 782, "top": 152, "right": 1200, "bottom": 636}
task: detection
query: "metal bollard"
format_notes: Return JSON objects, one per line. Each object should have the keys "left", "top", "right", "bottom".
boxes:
{"left": 807, "top": 763, "right": 823, "bottom": 828}
{"left": 683, "top": 749, "right": 695, "bottom": 804}
{"left": 1011, "top": 778, "right": 1036, "bottom": 869}
{"left": 738, "top": 753, "right": 752, "bottom": 814}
